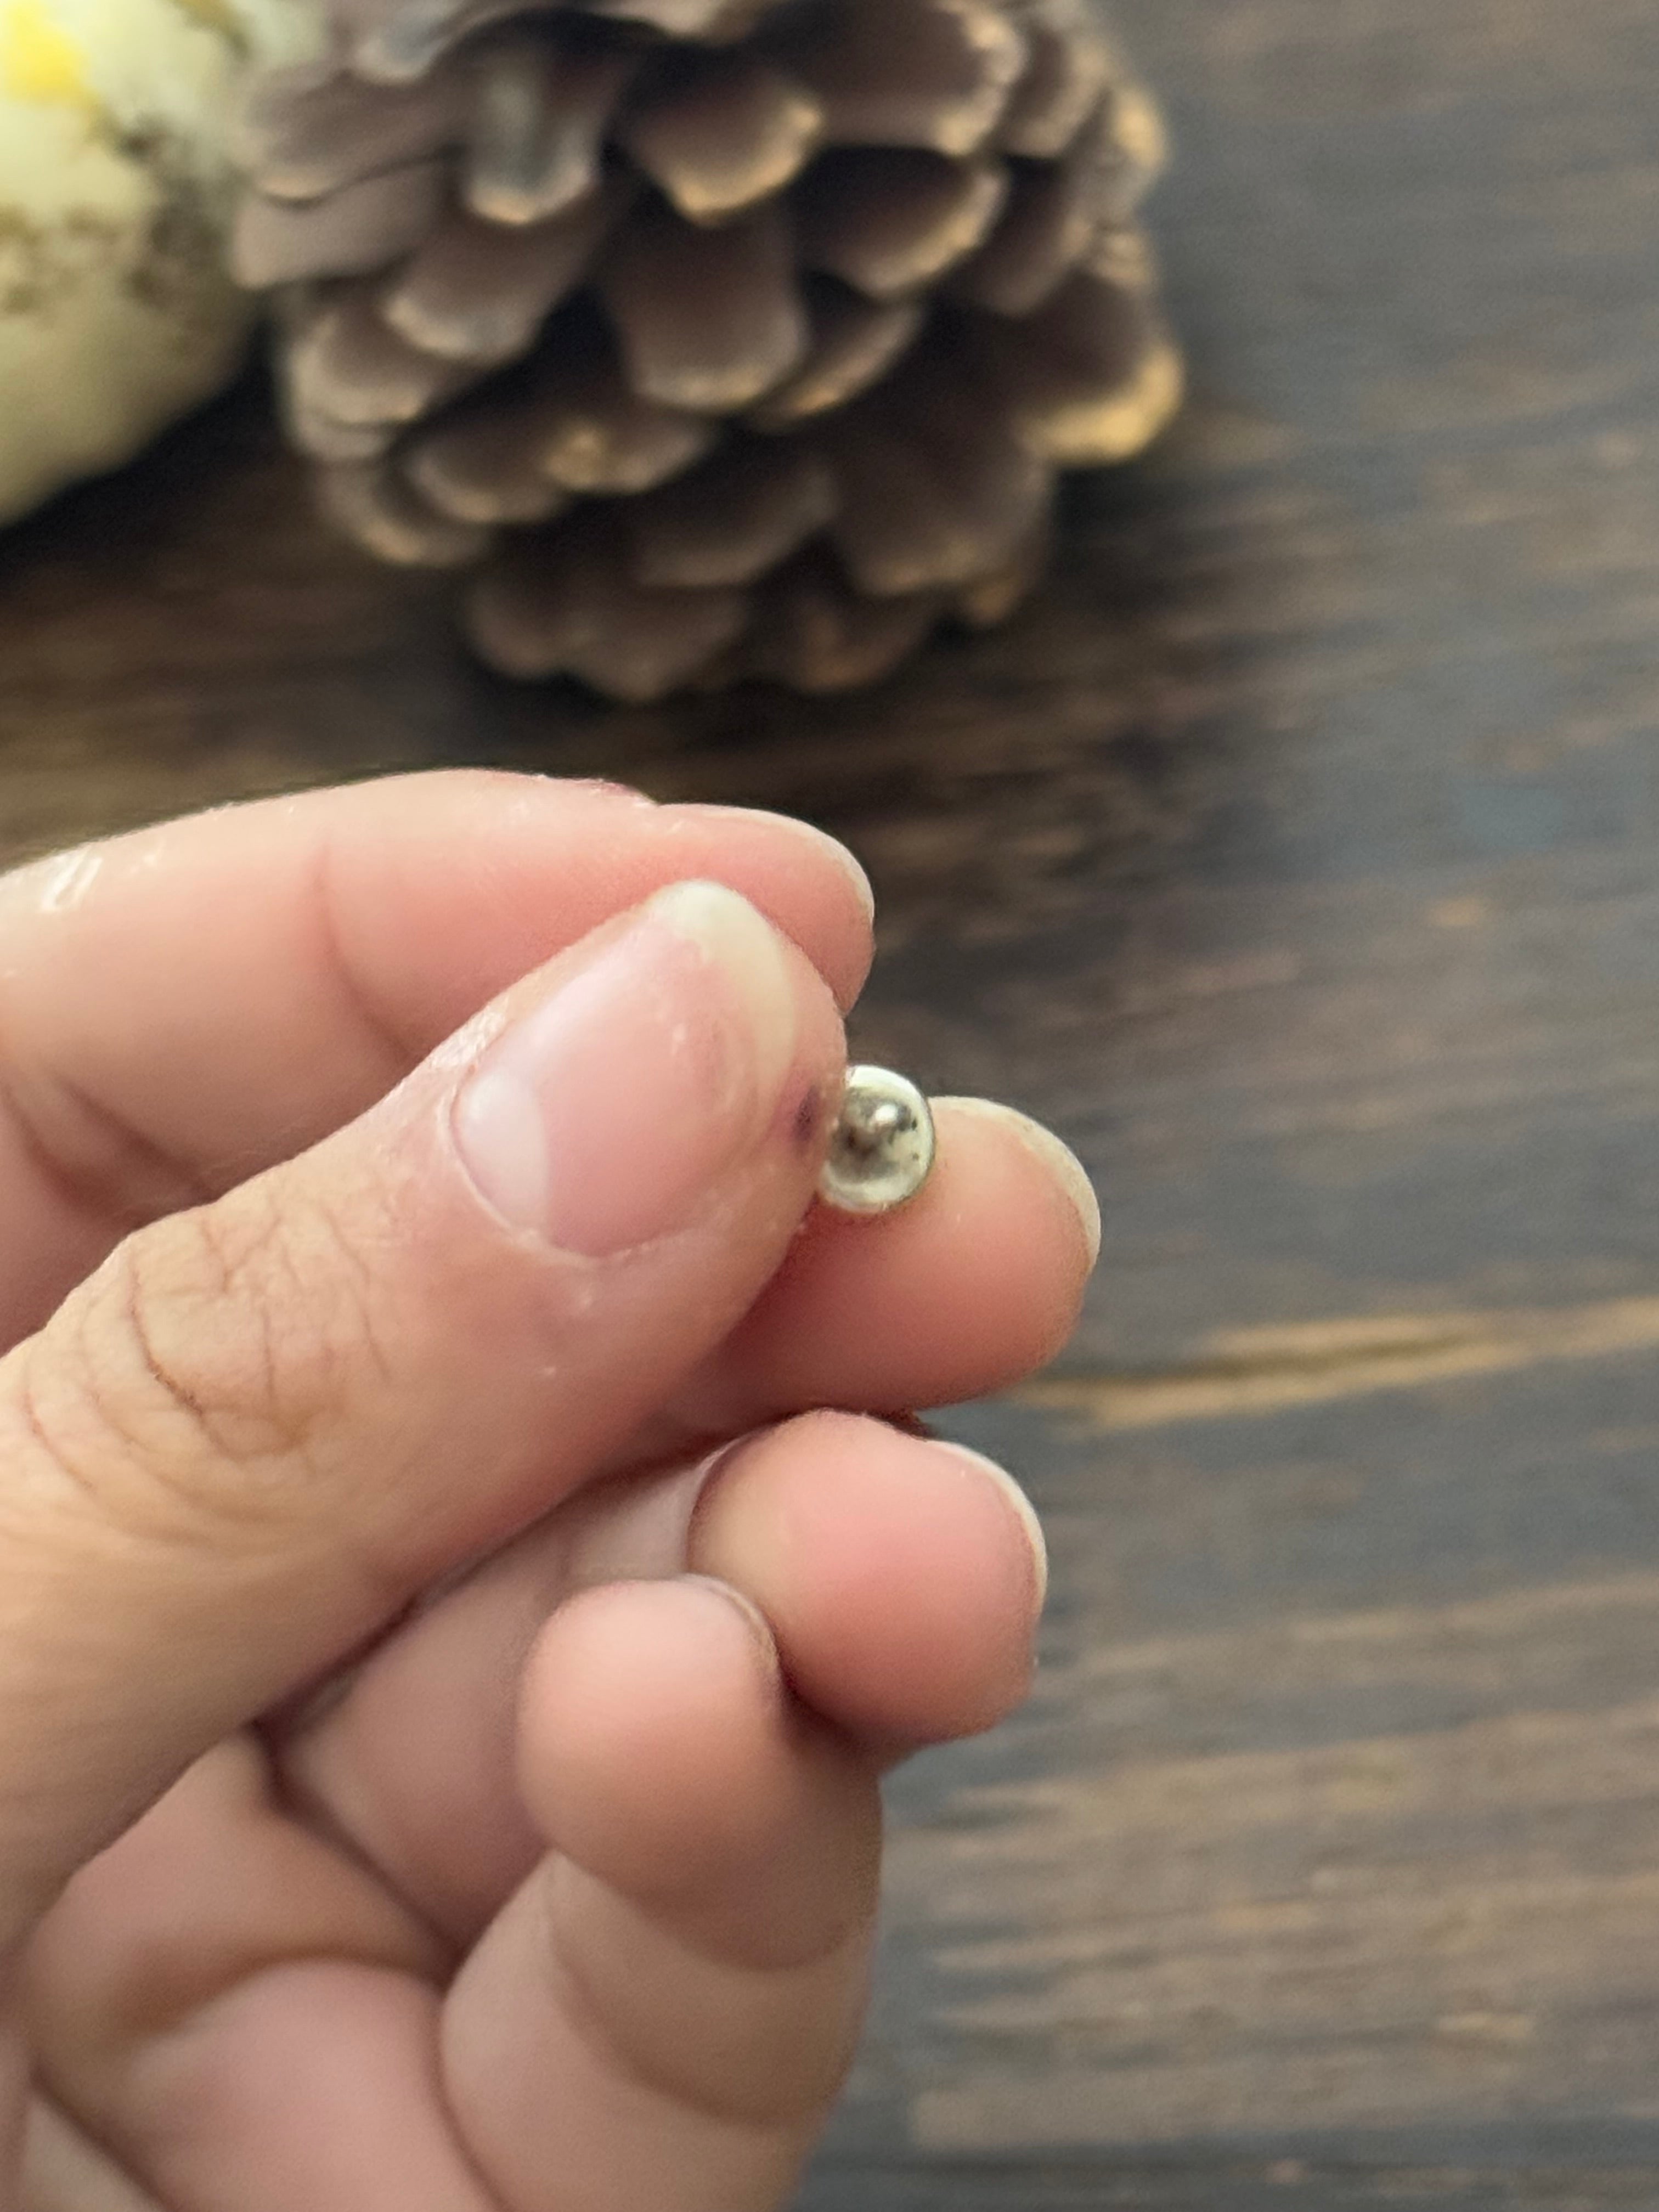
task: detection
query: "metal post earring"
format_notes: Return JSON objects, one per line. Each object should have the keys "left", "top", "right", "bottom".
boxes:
{"left": 817, "top": 1065, "right": 937, "bottom": 1217}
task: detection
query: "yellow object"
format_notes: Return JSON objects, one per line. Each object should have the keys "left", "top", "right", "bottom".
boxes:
{"left": 1, "top": 0, "right": 94, "bottom": 105}
{"left": 0, "top": 0, "right": 317, "bottom": 524}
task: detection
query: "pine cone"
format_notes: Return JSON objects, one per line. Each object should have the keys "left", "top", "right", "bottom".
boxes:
{"left": 233, "top": 0, "right": 1181, "bottom": 699}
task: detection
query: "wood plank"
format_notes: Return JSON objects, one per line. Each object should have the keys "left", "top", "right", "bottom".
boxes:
{"left": 802, "top": 2158, "right": 1659, "bottom": 2210}
{"left": 821, "top": 1348, "right": 1659, "bottom": 2169}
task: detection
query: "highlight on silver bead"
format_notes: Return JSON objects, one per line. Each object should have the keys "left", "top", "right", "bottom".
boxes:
{"left": 818, "top": 1064, "right": 937, "bottom": 1216}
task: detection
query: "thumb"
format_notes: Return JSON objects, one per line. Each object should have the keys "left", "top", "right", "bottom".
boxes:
{"left": 0, "top": 881, "right": 843, "bottom": 1937}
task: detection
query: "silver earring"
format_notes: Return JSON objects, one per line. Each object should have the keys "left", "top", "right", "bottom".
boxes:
{"left": 818, "top": 1064, "right": 937, "bottom": 1216}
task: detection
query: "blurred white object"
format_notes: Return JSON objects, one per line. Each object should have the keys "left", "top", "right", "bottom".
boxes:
{"left": 0, "top": 0, "right": 317, "bottom": 523}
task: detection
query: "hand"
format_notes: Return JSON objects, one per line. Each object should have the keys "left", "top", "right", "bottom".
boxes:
{"left": 0, "top": 772, "right": 1097, "bottom": 2211}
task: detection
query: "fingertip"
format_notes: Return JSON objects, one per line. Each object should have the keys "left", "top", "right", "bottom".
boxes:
{"left": 516, "top": 1578, "right": 788, "bottom": 1897}
{"left": 934, "top": 1097, "right": 1101, "bottom": 1272}
{"left": 940, "top": 1441, "right": 1050, "bottom": 1611}
{"left": 718, "top": 1096, "right": 1095, "bottom": 1417}
{"left": 321, "top": 774, "right": 874, "bottom": 1062}
{"left": 690, "top": 1413, "right": 1044, "bottom": 1748}
{"left": 658, "top": 805, "right": 875, "bottom": 1013}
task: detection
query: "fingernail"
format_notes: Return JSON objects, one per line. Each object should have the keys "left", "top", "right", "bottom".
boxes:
{"left": 937, "top": 1097, "right": 1102, "bottom": 1268}
{"left": 938, "top": 1444, "right": 1049, "bottom": 1611}
{"left": 567, "top": 777, "right": 656, "bottom": 806}
{"left": 677, "top": 805, "right": 876, "bottom": 928}
{"left": 453, "top": 881, "right": 799, "bottom": 1255}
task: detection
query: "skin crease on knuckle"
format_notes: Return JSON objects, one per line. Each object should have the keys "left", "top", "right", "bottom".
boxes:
{"left": 544, "top": 1899, "right": 870, "bottom": 2134}
{"left": 2, "top": 1180, "right": 389, "bottom": 1562}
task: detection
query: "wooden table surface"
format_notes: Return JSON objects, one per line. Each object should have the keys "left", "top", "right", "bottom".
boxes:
{"left": 5, "top": 1, "right": 1659, "bottom": 2202}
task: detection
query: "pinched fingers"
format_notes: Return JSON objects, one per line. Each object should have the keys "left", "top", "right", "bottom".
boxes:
{"left": 0, "top": 882, "right": 843, "bottom": 1938}
{"left": 267, "top": 1412, "right": 1047, "bottom": 1944}
{"left": 0, "top": 771, "right": 872, "bottom": 1346}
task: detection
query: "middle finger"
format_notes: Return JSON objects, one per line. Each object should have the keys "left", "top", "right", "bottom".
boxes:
{"left": 272, "top": 1409, "right": 1047, "bottom": 1945}
{"left": 620, "top": 1094, "right": 1100, "bottom": 1469}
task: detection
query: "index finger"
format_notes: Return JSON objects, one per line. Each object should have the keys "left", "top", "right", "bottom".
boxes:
{"left": 0, "top": 770, "right": 873, "bottom": 1347}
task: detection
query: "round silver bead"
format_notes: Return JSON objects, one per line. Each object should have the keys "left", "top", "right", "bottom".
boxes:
{"left": 818, "top": 1064, "right": 937, "bottom": 1216}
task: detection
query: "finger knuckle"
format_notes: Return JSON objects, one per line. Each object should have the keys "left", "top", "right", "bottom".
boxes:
{"left": 9, "top": 1183, "right": 391, "bottom": 1550}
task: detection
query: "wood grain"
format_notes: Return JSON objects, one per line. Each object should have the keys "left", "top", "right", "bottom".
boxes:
{"left": 4, "top": 0, "right": 1659, "bottom": 2202}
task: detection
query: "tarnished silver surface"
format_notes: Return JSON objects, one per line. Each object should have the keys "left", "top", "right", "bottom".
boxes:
{"left": 819, "top": 1064, "right": 936, "bottom": 1215}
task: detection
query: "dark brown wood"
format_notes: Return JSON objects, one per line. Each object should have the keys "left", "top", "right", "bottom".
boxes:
{"left": 6, "top": 0, "right": 1659, "bottom": 2202}
{"left": 804, "top": 2160, "right": 1659, "bottom": 2210}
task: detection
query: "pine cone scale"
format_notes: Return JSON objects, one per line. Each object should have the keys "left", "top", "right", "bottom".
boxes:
{"left": 587, "top": 0, "right": 777, "bottom": 42}
{"left": 600, "top": 203, "right": 808, "bottom": 409}
{"left": 517, "top": 321, "right": 717, "bottom": 490}
{"left": 997, "top": 0, "right": 1108, "bottom": 157}
{"left": 380, "top": 185, "right": 619, "bottom": 362}
{"left": 235, "top": 62, "right": 467, "bottom": 200}
{"left": 347, "top": 0, "right": 500, "bottom": 87}
{"left": 780, "top": 0, "right": 1026, "bottom": 159}
{"left": 796, "top": 149, "right": 1009, "bottom": 298}
{"left": 292, "top": 292, "right": 471, "bottom": 424}
{"left": 951, "top": 158, "right": 1096, "bottom": 317}
{"left": 465, "top": 37, "right": 634, "bottom": 221}
{"left": 749, "top": 279, "right": 922, "bottom": 426}
{"left": 470, "top": 518, "right": 751, "bottom": 692}
{"left": 405, "top": 396, "right": 577, "bottom": 517}
{"left": 321, "top": 459, "right": 490, "bottom": 562}
{"left": 620, "top": 56, "right": 824, "bottom": 219}
{"left": 977, "top": 258, "right": 1181, "bottom": 464}
{"left": 628, "top": 438, "right": 836, "bottom": 586}
{"left": 233, "top": 161, "right": 449, "bottom": 287}
{"left": 753, "top": 552, "right": 942, "bottom": 691}
{"left": 825, "top": 354, "right": 1051, "bottom": 595}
